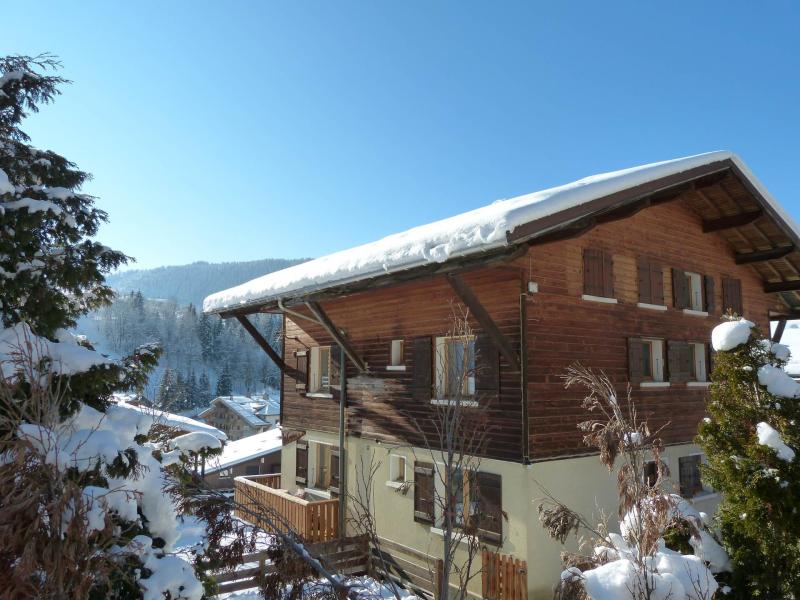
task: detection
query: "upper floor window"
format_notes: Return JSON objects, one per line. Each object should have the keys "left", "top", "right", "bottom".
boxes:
{"left": 583, "top": 248, "right": 614, "bottom": 299}
{"left": 637, "top": 259, "right": 664, "bottom": 306}
{"left": 690, "top": 342, "right": 708, "bottom": 382}
{"left": 435, "top": 336, "right": 475, "bottom": 399}
{"left": 672, "top": 268, "right": 715, "bottom": 313}
{"left": 309, "top": 346, "right": 331, "bottom": 393}
{"left": 629, "top": 337, "right": 665, "bottom": 383}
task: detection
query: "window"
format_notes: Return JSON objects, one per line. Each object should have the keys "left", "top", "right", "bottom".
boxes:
{"left": 672, "top": 269, "right": 714, "bottom": 312}
{"left": 219, "top": 468, "right": 231, "bottom": 479}
{"left": 313, "top": 443, "right": 335, "bottom": 489}
{"left": 679, "top": 455, "right": 704, "bottom": 497}
{"left": 690, "top": 343, "right": 707, "bottom": 382}
{"left": 583, "top": 248, "right": 614, "bottom": 299}
{"left": 637, "top": 259, "right": 664, "bottom": 306}
{"left": 629, "top": 338, "right": 665, "bottom": 383}
{"left": 644, "top": 461, "right": 659, "bottom": 488}
{"left": 685, "top": 272, "right": 703, "bottom": 311}
{"left": 389, "top": 339, "right": 404, "bottom": 367}
{"left": 428, "top": 468, "right": 503, "bottom": 545}
{"left": 388, "top": 455, "right": 407, "bottom": 486}
{"left": 435, "top": 336, "right": 476, "bottom": 399}
{"left": 246, "top": 464, "right": 260, "bottom": 476}
{"left": 309, "top": 346, "right": 331, "bottom": 393}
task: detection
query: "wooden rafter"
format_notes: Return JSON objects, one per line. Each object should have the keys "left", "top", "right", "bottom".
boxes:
{"left": 304, "top": 301, "right": 368, "bottom": 373}
{"left": 446, "top": 273, "right": 521, "bottom": 372}
{"left": 702, "top": 209, "right": 763, "bottom": 233}
{"left": 772, "top": 318, "right": 787, "bottom": 343}
{"left": 235, "top": 315, "right": 291, "bottom": 373}
{"left": 735, "top": 245, "right": 795, "bottom": 265}
{"left": 764, "top": 280, "right": 800, "bottom": 293}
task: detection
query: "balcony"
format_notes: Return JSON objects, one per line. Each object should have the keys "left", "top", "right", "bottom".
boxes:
{"left": 233, "top": 474, "right": 339, "bottom": 542}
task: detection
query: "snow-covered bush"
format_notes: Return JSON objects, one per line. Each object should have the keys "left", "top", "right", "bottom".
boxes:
{"left": 538, "top": 365, "right": 725, "bottom": 600}
{"left": 698, "top": 318, "right": 800, "bottom": 597}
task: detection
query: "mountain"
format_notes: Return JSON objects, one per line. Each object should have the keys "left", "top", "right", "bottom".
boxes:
{"left": 106, "top": 257, "right": 309, "bottom": 307}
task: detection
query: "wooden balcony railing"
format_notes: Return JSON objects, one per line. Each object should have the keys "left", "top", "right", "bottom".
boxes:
{"left": 234, "top": 474, "right": 339, "bottom": 543}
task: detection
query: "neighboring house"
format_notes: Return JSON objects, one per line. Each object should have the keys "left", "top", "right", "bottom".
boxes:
{"left": 198, "top": 395, "right": 274, "bottom": 440}
{"left": 203, "top": 151, "right": 800, "bottom": 598}
{"left": 203, "top": 428, "right": 283, "bottom": 489}
{"left": 253, "top": 394, "right": 281, "bottom": 426}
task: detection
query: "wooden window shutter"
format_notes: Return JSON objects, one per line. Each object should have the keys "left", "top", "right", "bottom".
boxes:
{"left": 329, "top": 345, "right": 342, "bottom": 390}
{"left": 296, "top": 441, "right": 308, "bottom": 485}
{"left": 672, "top": 268, "right": 689, "bottom": 309}
{"left": 412, "top": 337, "right": 432, "bottom": 402}
{"left": 329, "top": 446, "right": 341, "bottom": 496}
{"left": 651, "top": 264, "right": 664, "bottom": 306}
{"left": 668, "top": 341, "right": 691, "bottom": 384}
{"left": 475, "top": 333, "right": 499, "bottom": 395}
{"left": 722, "top": 277, "right": 743, "bottom": 315}
{"left": 475, "top": 471, "right": 503, "bottom": 545}
{"left": 583, "top": 248, "right": 603, "bottom": 296}
{"left": 413, "top": 461, "right": 435, "bottom": 524}
{"left": 602, "top": 250, "right": 614, "bottom": 298}
{"left": 294, "top": 350, "right": 308, "bottom": 392}
{"left": 703, "top": 275, "right": 716, "bottom": 314}
{"left": 628, "top": 338, "right": 644, "bottom": 384}
{"left": 637, "top": 259, "right": 652, "bottom": 304}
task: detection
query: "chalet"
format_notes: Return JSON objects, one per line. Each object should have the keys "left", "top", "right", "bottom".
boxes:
{"left": 203, "top": 151, "right": 800, "bottom": 598}
{"left": 198, "top": 395, "right": 275, "bottom": 441}
{"left": 203, "top": 428, "right": 282, "bottom": 490}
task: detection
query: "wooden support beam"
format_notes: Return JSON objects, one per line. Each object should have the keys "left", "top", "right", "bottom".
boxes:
{"left": 772, "top": 318, "right": 787, "bottom": 343}
{"left": 304, "top": 301, "right": 368, "bottom": 373}
{"left": 446, "top": 273, "right": 521, "bottom": 372}
{"left": 702, "top": 209, "right": 762, "bottom": 233}
{"left": 764, "top": 280, "right": 800, "bottom": 293}
{"left": 735, "top": 245, "right": 795, "bottom": 265}
{"left": 235, "top": 315, "right": 290, "bottom": 373}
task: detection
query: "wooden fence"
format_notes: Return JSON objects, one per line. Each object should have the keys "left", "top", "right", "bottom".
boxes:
{"left": 371, "top": 536, "right": 443, "bottom": 599}
{"left": 481, "top": 551, "right": 528, "bottom": 600}
{"left": 210, "top": 535, "right": 369, "bottom": 595}
{"left": 234, "top": 474, "right": 339, "bottom": 543}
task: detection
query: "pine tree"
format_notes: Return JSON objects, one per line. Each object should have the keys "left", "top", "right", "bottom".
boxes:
{"left": 156, "top": 368, "right": 174, "bottom": 409}
{"left": 216, "top": 363, "right": 232, "bottom": 397}
{"left": 198, "top": 371, "right": 212, "bottom": 407}
{"left": 698, "top": 318, "right": 800, "bottom": 597}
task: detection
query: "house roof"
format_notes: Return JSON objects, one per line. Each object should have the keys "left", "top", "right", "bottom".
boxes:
{"left": 205, "top": 428, "right": 283, "bottom": 474}
{"left": 203, "top": 151, "right": 800, "bottom": 316}
{"left": 207, "top": 395, "right": 270, "bottom": 428}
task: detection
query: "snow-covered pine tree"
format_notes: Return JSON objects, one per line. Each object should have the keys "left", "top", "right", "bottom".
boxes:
{"left": 216, "top": 363, "right": 232, "bottom": 397}
{"left": 156, "top": 367, "right": 175, "bottom": 409}
{"left": 0, "top": 54, "right": 217, "bottom": 599}
{"left": 698, "top": 318, "right": 800, "bottom": 597}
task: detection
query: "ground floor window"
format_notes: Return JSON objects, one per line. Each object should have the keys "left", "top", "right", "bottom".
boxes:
{"left": 679, "top": 454, "right": 704, "bottom": 497}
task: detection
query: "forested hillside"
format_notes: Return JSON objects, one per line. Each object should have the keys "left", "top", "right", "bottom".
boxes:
{"left": 107, "top": 257, "right": 308, "bottom": 306}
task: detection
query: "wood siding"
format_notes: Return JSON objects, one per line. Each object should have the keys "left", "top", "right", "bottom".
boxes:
{"left": 518, "top": 199, "right": 782, "bottom": 460}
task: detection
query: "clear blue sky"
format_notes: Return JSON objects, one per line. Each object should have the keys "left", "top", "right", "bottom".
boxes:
{"left": 4, "top": 2, "right": 800, "bottom": 270}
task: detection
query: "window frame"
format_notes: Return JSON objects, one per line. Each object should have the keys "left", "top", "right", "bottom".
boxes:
{"left": 640, "top": 338, "right": 665, "bottom": 383}
{"left": 387, "top": 454, "right": 408, "bottom": 488}
{"left": 434, "top": 335, "right": 476, "bottom": 401}
{"left": 678, "top": 454, "right": 706, "bottom": 498}
{"left": 689, "top": 342, "right": 708, "bottom": 383}
{"left": 308, "top": 346, "right": 332, "bottom": 394}
{"left": 387, "top": 339, "right": 406, "bottom": 371}
{"left": 685, "top": 271, "right": 704, "bottom": 312}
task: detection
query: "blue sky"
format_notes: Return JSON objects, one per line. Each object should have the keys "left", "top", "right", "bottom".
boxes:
{"left": 3, "top": 2, "right": 800, "bottom": 270}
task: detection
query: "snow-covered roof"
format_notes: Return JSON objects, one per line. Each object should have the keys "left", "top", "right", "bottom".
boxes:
{"left": 113, "top": 397, "right": 228, "bottom": 441}
{"left": 205, "top": 428, "right": 283, "bottom": 474}
{"left": 203, "top": 151, "right": 800, "bottom": 315}
{"left": 778, "top": 322, "right": 800, "bottom": 376}
{"left": 212, "top": 395, "right": 269, "bottom": 428}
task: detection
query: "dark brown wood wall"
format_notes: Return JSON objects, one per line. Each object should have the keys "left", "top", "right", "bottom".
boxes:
{"left": 281, "top": 270, "right": 525, "bottom": 462}
{"left": 517, "top": 198, "right": 783, "bottom": 460}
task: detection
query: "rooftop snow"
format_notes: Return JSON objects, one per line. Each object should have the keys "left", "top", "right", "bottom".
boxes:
{"left": 212, "top": 395, "right": 270, "bottom": 428}
{"left": 113, "top": 397, "right": 227, "bottom": 441}
{"left": 203, "top": 151, "right": 800, "bottom": 314}
{"left": 205, "top": 428, "right": 283, "bottom": 474}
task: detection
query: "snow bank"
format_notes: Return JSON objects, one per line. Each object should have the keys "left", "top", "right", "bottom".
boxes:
{"left": 711, "top": 319, "right": 754, "bottom": 352}
{"left": 757, "top": 364, "right": 800, "bottom": 399}
{"left": 205, "top": 151, "right": 798, "bottom": 313}
{"left": 170, "top": 431, "right": 223, "bottom": 453}
{"left": 756, "top": 422, "right": 795, "bottom": 461}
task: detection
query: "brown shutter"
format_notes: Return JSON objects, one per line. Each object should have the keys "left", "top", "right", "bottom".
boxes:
{"left": 651, "top": 264, "right": 664, "bottom": 306}
{"left": 413, "top": 461, "right": 435, "bottom": 524}
{"left": 296, "top": 441, "right": 308, "bottom": 485}
{"left": 329, "top": 446, "right": 341, "bottom": 496}
{"left": 637, "top": 259, "right": 652, "bottom": 304}
{"left": 583, "top": 248, "right": 603, "bottom": 296}
{"left": 668, "top": 341, "right": 691, "bottom": 383}
{"left": 722, "top": 277, "right": 743, "bottom": 315}
{"left": 672, "top": 268, "right": 689, "bottom": 309}
{"left": 412, "top": 337, "right": 432, "bottom": 401}
{"left": 602, "top": 251, "right": 614, "bottom": 298}
{"left": 476, "top": 471, "right": 503, "bottom": 544}
{"left": 704, "top": 275, "right": 716, "bottom": 314}
{"left": 294, "top": 350, "right": 308, "bottom": 392}
{"left": 475, "top": 333, "right": 499, "bottom": 395}
{"left": 329, "top": 345, "right": 342, "bottom": 391}
{"left": 628, "top": 338, "right": 644, "bottom": 384}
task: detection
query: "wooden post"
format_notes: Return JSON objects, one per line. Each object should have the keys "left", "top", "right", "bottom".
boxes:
{"left": 434, "top": 558, "right": 444, "bottom": 600}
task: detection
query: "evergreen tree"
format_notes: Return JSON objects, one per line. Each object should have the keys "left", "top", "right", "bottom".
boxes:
{"left": 698, "top": 318, "right": 800, "bottom": 598}
{"left": 215, "top": 363, "right": 232, "bottom": 397}
{"left": 198, "top": 371, "right": 212, "bottom": 407}
{"left": 174, "top": 371, "right": 186, "bottom": 411}
{"left": 156, "top": 368, "right": 174, "bottom": 409}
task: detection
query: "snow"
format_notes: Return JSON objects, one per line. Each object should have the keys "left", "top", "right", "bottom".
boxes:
{"left": 123, "top": 536, "right": 204, "bottom": 600}
{"left": 777, "top": 322, "right": 800, "bottom": 375}
{"left": 0, "top": 168, "right": 13, "bottom": 194}
{"left": 169, "top": 431, "right": 223, "bottom": 453}
{"left": 757, "top": 364, "right": 800, "bottom": 398}
{"left": 113, "top": 397, "right": 227, "bottom": 441}
{"left": 204, "top": 151, "right": 800, "bottom": 314}
{"left": 759, "top": 339, "right": 792, "bottom": 363}
{"left": 689, "top": 529, "right": 733, "bottom": 573}
{"left": 205, "top": 428, "right": 283, "bottom": 474}
{"left": 218, "top": 575, "right": 419, "bottom": 600}
{"left": 0, "top": 323, "right": 113, "bottom": 379}
{"left": 711, "top": 319, "right": 754, "bottom": 352}
{"left": 207, "top": 395, "right": 273, "bottom": 428}
{"left": 756, "top": 422, "right": 795, "bottom": 461}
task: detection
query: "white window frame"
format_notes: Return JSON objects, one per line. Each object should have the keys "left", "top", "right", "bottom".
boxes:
{"left": 308, "top": 441, "right": 335, "bottom": 494}
{"left": 387, "top": 454, "right": 407, "bottom": 488}
{"left": 434, "top": 336, "right": 476, "bottom": 401}
{"left": 308, "top": 346, "right": 332, "bottom": 394}
{"left": 686, "top": 272, "right": 704, "bottom": 312}
{"left": 387, "top": 339, "right": 406, "bottom": 371}
{"left": 690, "top": 342, "right": 708, "bottom": 383}
{"left": 219, "top": 468, "right": 231, "bottom": 479}
{"left": 640, "top": 338, "right": 665, "bottom": 383}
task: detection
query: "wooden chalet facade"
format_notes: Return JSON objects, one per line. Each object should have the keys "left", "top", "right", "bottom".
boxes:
{"left": 204, "top": 152, "right": 799, "bottom": 598}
